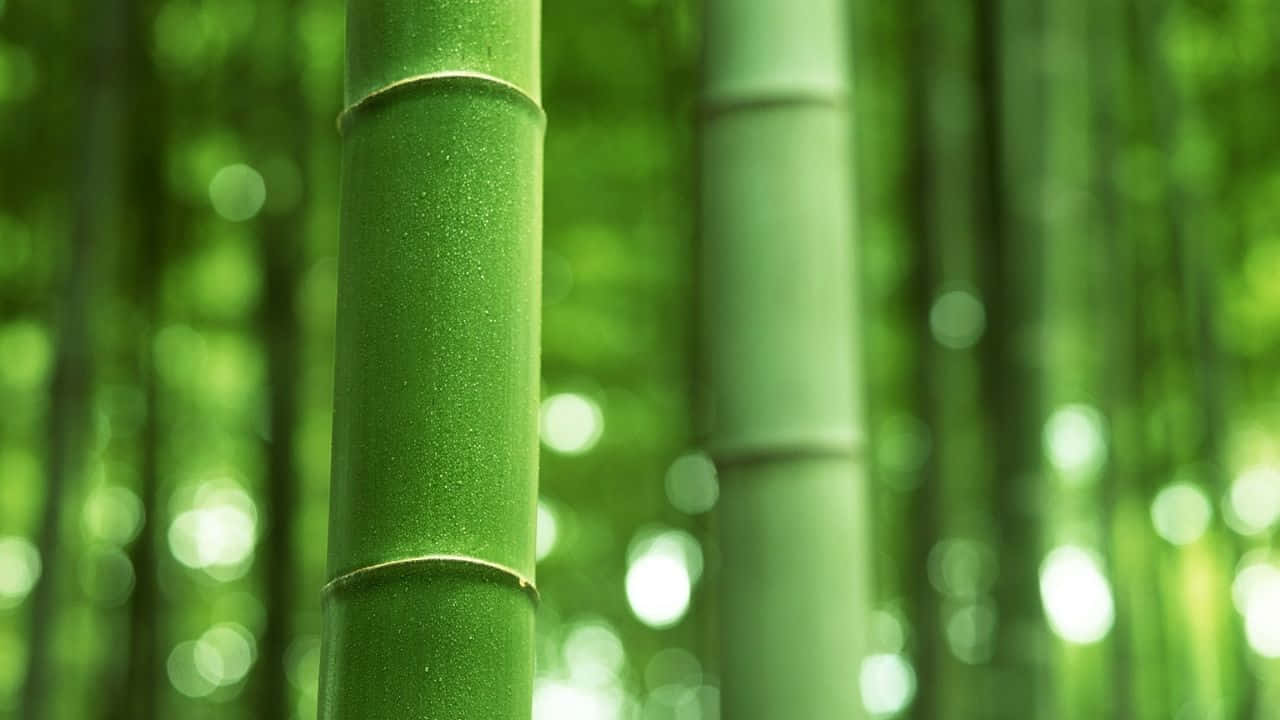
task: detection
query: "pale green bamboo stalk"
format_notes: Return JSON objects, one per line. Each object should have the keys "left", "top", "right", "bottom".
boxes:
{"left": 318, "top": 2, "right": 542, "bottom": 718}
{"left": 699, "top": 1, "right": 870, "bottom": 717}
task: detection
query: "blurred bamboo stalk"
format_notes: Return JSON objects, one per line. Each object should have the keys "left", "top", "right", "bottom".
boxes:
{"left": 20, "top": 0, "right": 126, "bottom": 716}
{"left": 699, "top": 1, "right": 870, "bottom": 716}
{"left": 972, "top": 0, "right": 1051, "bottom": 716}
{"left": 109, "top": 1, "right": 165, "bottom": 718}
{"left": 251, "top": 0, "right": 308, "bottom": 716}
{"left": 318, "top": 1, "right": 543, "bottom": 717}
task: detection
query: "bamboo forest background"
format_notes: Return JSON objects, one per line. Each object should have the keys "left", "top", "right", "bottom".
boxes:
{"left": 0, "top": 0, "right": 1277, "bottom": 718}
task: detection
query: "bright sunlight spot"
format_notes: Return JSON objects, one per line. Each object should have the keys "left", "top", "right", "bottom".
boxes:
{"left": 1227, "top": 466, "right": 1280, "bottom": 536}
{"left": 1043, "top": 404, "right": 1107, "bottom": 481}
{"left": 209, "top": 163, "right": 266, "bottom": 222}
{"left": 0, "top": 536, "right": 40, "bottom": 608}
{"left": 536, "top": 499, "right": 559, "bottom": 561}
{"left": 82, "top": 485, "right": 144, "bottom": 547}
{"left": 196, "top": 622, "right": 256, "bottom": 687}
{"left": 563, "top": 620, "right": 626, "bottom": 687}
{"left": 168, "top": 481, "right": 258, "bottom": 580}
{"left": 1039, "top": 545, "right": 1115, "bottom": 645}
{"left": 168, "top": 641, "right": 217, "bottom": 698}
{"left": 541, "top": 392, "right": 604, "bottom": 455}
{"left": 945, "top": 601, "right": 997, "bottom": 664}
{"left": 1243, "top": 567, "right": 1280, "bottom": 657}
{"left": 869, "top": 610, "right": 907, "bottom": 654}
{"left": 860, "top": 653, "right": 916, "bottom": 717}
{"left": 1233, "top": 555, "right": 1280, "bottom": 657}
{"left": 532, "top": 679, "right": 626, "bottom": 720}
{"left": 625, "top": 529, "right": 699, "bottom": 629}
{"left": 1150, "top": 481, "right": 1213, "bottom": 546}
{"left": 929, "top": 290, "right": 986, "bottom": 349}
{"left": 1232, "top": 554, "right": 1280, "bottom": 615}
{"left": 664, "top": 451, "right": 719, "bottom": 515}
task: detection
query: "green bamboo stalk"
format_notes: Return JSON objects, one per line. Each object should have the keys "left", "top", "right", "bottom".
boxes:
{"left": 699, "top": 1, "right": 869, "bottom": 717}
{"left": 252, "top": 2, "right": 308, "bottom": 718}
{"left": 318, "top": 2, "right": 542, "bottom": 718}
{"left": 903, "top": 4, "right": 942, "bottom": 718}
{"left": 972, "top": 0, "right": 1051, "bottom": 717}
{"left": 21, "top": 0, "right": 124, "bottom": 716}
{"left": 111, "top": 2, "right": 165, "bottom": 717}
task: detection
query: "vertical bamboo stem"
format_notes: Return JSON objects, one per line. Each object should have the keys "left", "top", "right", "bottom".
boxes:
{"left": 700, "top": 1, "right": 869, "bottom": 717}
{"left": 319, "top": 2, "right": 543, "bottom": 718}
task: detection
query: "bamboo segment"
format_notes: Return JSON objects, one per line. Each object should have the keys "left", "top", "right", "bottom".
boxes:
{"left": 700, "top": 1, "right": 869, "bottom": 717}
{"left": 319, "top": 1, "right": 542, "bottom": 718}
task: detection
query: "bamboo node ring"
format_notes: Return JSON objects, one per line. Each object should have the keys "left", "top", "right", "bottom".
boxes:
{"left": 321, "top": 553, "right": 539, "bottom": 604}
{"left": 337, "top": 70, "right": 545, "bottom": 133}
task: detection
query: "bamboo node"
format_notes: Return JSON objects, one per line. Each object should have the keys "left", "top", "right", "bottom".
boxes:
{"left": 337, "top": 70, "right": 545, "bottom": 134}
{"left": 321, "top": 553, "right": 539, "bottom": 604}
{"left": 699, "top": 87, "right": 849, "bottom": 118}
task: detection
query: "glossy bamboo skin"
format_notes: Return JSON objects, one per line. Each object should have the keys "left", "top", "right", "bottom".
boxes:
{"left": 319, "top": 2, "right": 542, "bottom": 718}
{"left": 700, "top": 1, "right": 870, "bottom": 717}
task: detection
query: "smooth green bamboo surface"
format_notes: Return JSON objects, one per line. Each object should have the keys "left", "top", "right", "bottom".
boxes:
{"left": 320, "top": 1, "right": 542, "bottom": 718}
{"left": 700, "top": 1, "right": 869, "bottom": 717}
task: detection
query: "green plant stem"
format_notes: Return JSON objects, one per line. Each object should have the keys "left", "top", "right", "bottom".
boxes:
{"left": 318, "top": 1, "right": 543, "bottom": 718}
{"left": 700, "top": 1, "right": 869, "bottom": 717}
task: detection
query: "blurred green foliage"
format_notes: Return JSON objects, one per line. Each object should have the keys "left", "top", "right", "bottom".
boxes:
{"left": 1, "top": 0, "right": 1278, "bottom": 719}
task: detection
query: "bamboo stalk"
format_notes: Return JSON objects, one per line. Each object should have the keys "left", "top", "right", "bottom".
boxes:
{"left": 318, "top": 1, "right": 542, "bottom": 718}
{"left": 699, "top": 1, "right": 869, "bottom": 717}
{"left": 972, "top": 0, "right": 1051, "bottom": 716}
{"left": 21, "top": 0, "right": 124, "bottom": 716}
{"left": 252, "top": 2, "right": 308, "bottom": 718}
{"left": 110, "top": 2, "right": 165, "bottom": 716}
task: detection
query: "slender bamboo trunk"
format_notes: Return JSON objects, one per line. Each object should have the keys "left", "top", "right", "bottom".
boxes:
{"left": 21, "top": 1, "right": 125, "bottom": 717}
{"left": 699, "top": 1, "right": 869, "bottom": 717}
{"left": 111, "top": 15, "right": 165, "bottom": 715}
{"left": 108, "top": 3, "right": 166, "bottom": 718}
{"left": 252, "top": 3, "right": 307, "bottom": 717}
{"left": 1088, "top": 0, "right": 1135, "bottom": 715}
{"left": 973, "top": 0, "right": 1049, "bottom": 716}
{"left": 318, "top": 1, "right": 543, "bottom": 717}
{"left": 904, "top": 5, "right": 941, "bottom": 718}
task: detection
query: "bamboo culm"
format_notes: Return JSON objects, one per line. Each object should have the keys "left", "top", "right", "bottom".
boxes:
{"left": 318, "top": 1, "right": 543, "bottom": 718}
{"left": 699, "top": 0, "right": 871, "bottom": 717}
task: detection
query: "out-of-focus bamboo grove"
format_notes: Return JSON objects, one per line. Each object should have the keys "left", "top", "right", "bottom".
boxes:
{"left": 0, "top": 0, "right": 1277, "bottom": 717}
